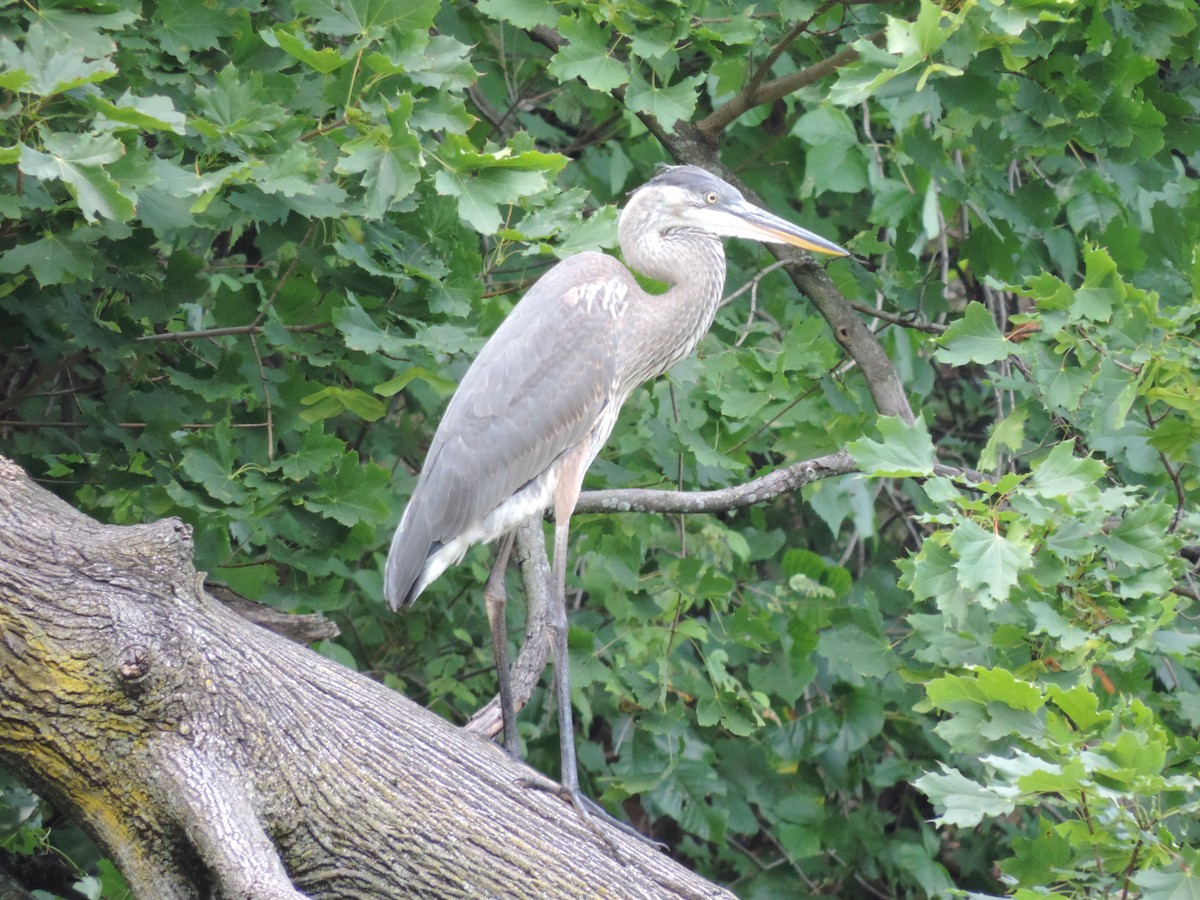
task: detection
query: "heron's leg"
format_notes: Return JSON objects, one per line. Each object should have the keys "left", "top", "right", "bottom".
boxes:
{"left": 533, "top": 455, "right": 664, "bottom": 851}
{"left": 544, "top": 514, "right": 663, "bottom": 851}
{"left": 547, "top": 513, "right": 582, "bottom": 795}
{"left": 484, "top": 531, "right": 519, "bottom": 758}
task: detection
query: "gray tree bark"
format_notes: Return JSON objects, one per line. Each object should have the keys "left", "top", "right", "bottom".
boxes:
{"left": 0, "top": 456, "right": 732, "bottom": 900}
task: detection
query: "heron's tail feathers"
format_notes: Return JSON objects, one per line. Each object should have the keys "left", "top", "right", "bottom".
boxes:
{"left": 384, "top": 510, "right": 433, "bottom": 610}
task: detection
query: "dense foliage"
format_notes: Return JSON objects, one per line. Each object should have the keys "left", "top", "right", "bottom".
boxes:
{"left": 1, "top": 0, "right": 1199, "bottom": 896}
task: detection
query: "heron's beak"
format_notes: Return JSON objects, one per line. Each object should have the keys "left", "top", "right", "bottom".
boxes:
{"left": 720, "top": 202, "right": 850, "bottom": 257}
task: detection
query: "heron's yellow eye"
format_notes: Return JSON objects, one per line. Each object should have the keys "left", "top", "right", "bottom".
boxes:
{"left": 704, "top": 191, "right": 719, "bottom": 204}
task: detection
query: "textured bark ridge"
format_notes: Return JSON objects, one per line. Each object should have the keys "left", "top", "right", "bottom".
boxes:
{"left": 0, "top": 457, "right": 730, "bottom": 899}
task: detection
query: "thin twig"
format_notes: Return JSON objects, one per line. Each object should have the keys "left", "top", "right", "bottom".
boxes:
{"left": 0, "top": 420, "right": 269, "bottom": 430}
{"left": 300, "top": 116, "right": 347, "bottom": 142}
{"left": 1156, "top": 448, "right": 1186, "bottom": 533}
{"left": 253, "top": 223, "right": 317, "bottom": 329}
{"left": 720, "top": 260, "right": 789, "bottom": 348}
{"left": 848, "top": 301, "right": 947, "bottom": 334}
{"left": 138, "top": 323, "right": 331, "bottom": 343}
{"left": 248, "top": 332, "right": 275, "bottom": 463}
{"left": 743, "top": 17, "right": 811, "bottom": 101}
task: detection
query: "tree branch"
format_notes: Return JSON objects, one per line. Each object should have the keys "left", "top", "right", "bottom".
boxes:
{"left": 849, "top": 300, "right": 948, "bottom": 334}
{"left": 574, "top": 450, "right": 856, "bottom": 515}
{"left": 698, "top": 35, "right": 882, "bottom": 143}
{"left": 0, "top": 457, "right": 728, "bottom": 899}
{"left": 137, "top": 323, "right": 330, "bottom": 343}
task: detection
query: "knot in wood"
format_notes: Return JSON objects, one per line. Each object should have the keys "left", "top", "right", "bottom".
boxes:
{"left": 117, "top": 644, "right": 152, "bottom": 691}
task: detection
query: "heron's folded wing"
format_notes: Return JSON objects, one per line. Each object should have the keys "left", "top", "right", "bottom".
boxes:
{"left": 397, "top": 253, "right": 634, "bottom": 572}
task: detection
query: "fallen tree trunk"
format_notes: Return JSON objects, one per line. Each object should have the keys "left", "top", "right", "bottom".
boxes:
{"left": 0, "top": 456, "right": 731, "bottom": 899}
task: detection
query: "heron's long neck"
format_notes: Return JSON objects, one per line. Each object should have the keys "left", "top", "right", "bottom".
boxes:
{"left": 617, "top": 222, "right": 727, "bottom": 393}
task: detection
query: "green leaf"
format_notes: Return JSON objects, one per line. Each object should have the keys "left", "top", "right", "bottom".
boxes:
{"left": 777, "top": 823, "right": 820, "bottom": 860}
{"left": 332, "top": 299, "right": 411, "bottom": 356}
{"left": 1073, "top": 243, "right": 1121, "bottom": 322}
{"left": 295, "top": 0, "right": 439, "bottom": 37}
{"left": 300, "top": 387, "right": 387, "bottom": 422}
{"left": 376, "top": 367, "right": 458, "bottom": 397}
{"left": 548, "top": 16, "right": 629, "bottom": 91}
{"left": 828, "top": 39, "right": 908, "bottom": 107}
{"left": 18, "top": 134, "right": 135, "bottom": 223}
{"left": 335, "top": 96, "right": 423, "bottom": 219}
{"left": 1046, "top": 684, "right": 1105, "bottom": 731}
{"left": 1008, "top": 756, "right": 1086, "bottom": 795}
{"left": 280, "top": 431, "right": 344, "bottom": 481}
{"left": 999, "top": 820, "right": 1072, "bottom": 885}
{"left": 1038, "top": 361, "right": 1091, "bottom": 413}
{"left": 1133, "top": 865, "right": 1200, "bottom": 900}
{"left": 848, "top": 415, "right": 936, "bottom": 477}
{"left": 978, "top": 407, "right": 1027, "bottom": 470}
{"left": 0, "top": 232, "right": 93, "bottom": 286}
{"left": 306, "top": 457, "right": 391, "bottom": 527}
{"left": 0, "top": 24, "right": 116, "bottom": 96}
{"left": 180, "top": 447, "right": 248, "bottom": 504}
{"left": 624, "top": 69, "right": 703, "bottom": 129}
{"left": 86, "top": 91, "right": 187, "bottom": 134}
{"left": 895, "top": 0, "right": 956, "bottom": 58}
{"left": 433, "top": 135, "right": 567, "bottom": 234}
{"left": 913, "top": 764, "right": 1017, "bottom": 827}
{"left": 214, "top": 563, "right": 280, "bottom": 599}
{"left": 154, "top": 0, "right": 238, "bottom": 61}
{"left": 252, "top": 143, "right": 323, "bottom": 198}
{"left": 395, "top": 35, "right": 476, "bottom": 91}
{"left": 476, "top": 0, "right": 558, "bottom": 29}
{"left": 927, "top": 668, "right": 1045, "bottom": 714}
{"left": 30, "top": 6, "right": 138, "bottom": 58}
{"left": 1027, "top": 442, "right": 1106, "bottom": 499}
{"left": 947, "top": 519, "right": 1032, "bottom": 607}
{"left": 817, "top": 624, "right": 894, "bottom": 680}
{"left": 795, "top": 107, "right": 870, "bottom": 195}
{"left": 903, "top": 540, "right": 973, "bottom": 625}
{"left": 1097, "top": 503, "right": 1171, "bottom": 569}
{"left": 261, "top": 28, "right": 347, "bottom": 73}
{"left": 192, "top": 66, "right": 289, "bottom": 153}
{"left": 935, "top": 302, "right": 1013, "bottom": 365}
{"left": 1027, "top": 601, "right": 1091, "bottom": 652}
{"left": 409, "top": 93, "right": 475, "bottom": 135}
{"left": 803, "top": 139, "right": 869, "bottom": 196}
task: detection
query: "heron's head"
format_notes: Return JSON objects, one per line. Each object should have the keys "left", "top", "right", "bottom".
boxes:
{"left": 624, "top": 165, "right": 849, "bottom": 258}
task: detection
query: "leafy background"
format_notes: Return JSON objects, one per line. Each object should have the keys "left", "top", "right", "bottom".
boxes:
{"left": 1, "top": 0, "right": 1199, "bottom": 896}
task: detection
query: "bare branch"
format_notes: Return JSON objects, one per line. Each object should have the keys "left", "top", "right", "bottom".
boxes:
{"left": 0, "top": 350, "right": 90, "bottom": 417}
{"left": 574, "top": 450, "right": 856, "bottom": 515}
{"left": 0, "top": 420, "right": 269, "bottom": 430}
{"left": 698, "top": 32, "right": 884, "bottom": 143}
{"left": 849, "top": 301, "right": 948, "bottom": 334}
{"left": 138, "top": 323, "right": 331, "bottom": 343}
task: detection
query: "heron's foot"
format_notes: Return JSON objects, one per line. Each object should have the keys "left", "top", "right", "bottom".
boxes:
{"left": 518, "top": 776, "right": 667, "bottom": 853}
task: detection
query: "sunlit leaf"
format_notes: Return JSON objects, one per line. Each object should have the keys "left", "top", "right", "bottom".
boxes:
{"left": 947, "top": 519, "right": 1032, "bottom": 607}
{"left": 848, "top": 415, "right": 936, "bottom": 477}
{"left": 935, "top": 301, "right": 1013, "bottom": 365}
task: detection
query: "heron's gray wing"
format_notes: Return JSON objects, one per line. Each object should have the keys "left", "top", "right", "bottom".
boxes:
{"left": 387, "top": 252, "right": 635, "bottom": 606}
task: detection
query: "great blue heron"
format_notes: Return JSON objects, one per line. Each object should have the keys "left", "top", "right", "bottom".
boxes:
{"left": 386, "top": 165, "right": 848, "bottom": 843}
